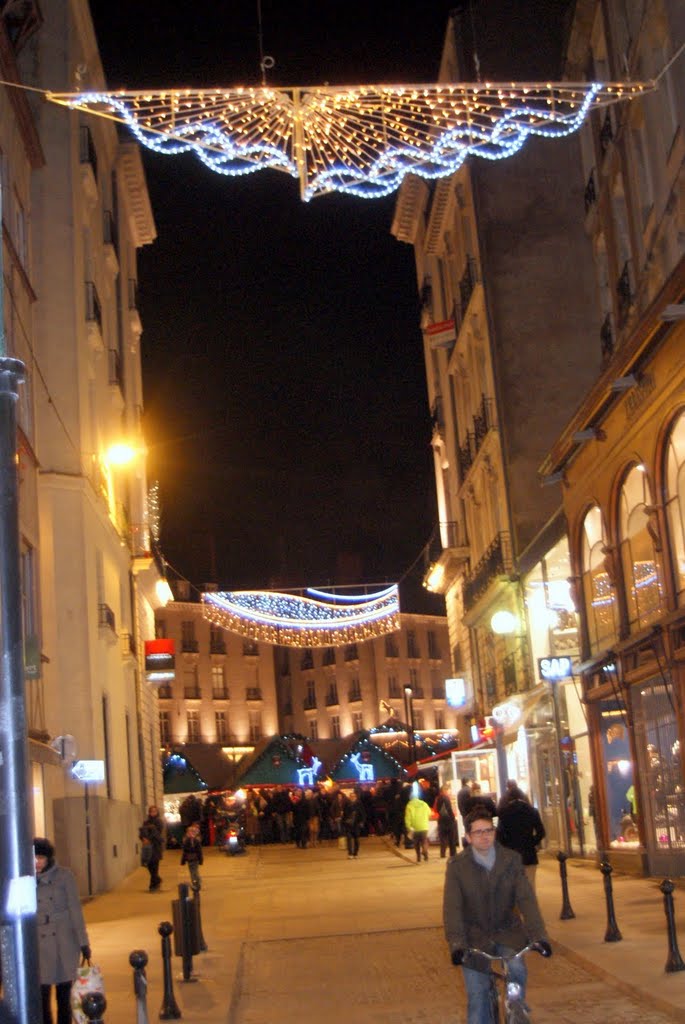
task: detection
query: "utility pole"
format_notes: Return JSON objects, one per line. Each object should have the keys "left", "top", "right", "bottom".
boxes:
{"left": 0, "top": 188, "right": 41, "bottom": 1023}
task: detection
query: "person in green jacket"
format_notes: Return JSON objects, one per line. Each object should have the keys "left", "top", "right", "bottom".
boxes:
{"left": 404, "top": 787, "right": 431, "bottom": 862}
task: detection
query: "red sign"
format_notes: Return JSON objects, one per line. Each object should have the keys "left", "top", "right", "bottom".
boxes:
{"left": 424, "top": 320, "right": 456, "bottom": 349}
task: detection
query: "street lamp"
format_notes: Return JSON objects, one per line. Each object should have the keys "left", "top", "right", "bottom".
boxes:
{"left": 403, "top": 685, "right": 416, "bottom": 765}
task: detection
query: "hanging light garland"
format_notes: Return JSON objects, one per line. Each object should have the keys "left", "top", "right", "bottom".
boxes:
{"left": 202, "top": 584, "right": 400, "bottom": 647}
{"left": 47, "top": 80, "right": 653, "bottom": 201}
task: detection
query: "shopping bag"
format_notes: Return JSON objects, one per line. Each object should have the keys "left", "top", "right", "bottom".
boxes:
{"left": 337, "top": 836, "right": 347, "bottom": 849}
{"left": 141, "top": 841, "right": 153, "bottom": 866}
{"left": 71, "top": 961, "right": 105, "bottom": 1024}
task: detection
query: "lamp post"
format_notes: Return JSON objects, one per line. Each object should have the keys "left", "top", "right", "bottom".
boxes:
{"left": 403, "top": 686, "right": 416, "bottom": 765}
{"left": 0, "top": 187, "right": 41, "bottom": 1023}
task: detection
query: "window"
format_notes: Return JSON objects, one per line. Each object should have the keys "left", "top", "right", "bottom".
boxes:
{"left": 125, "top": 713, "right": 134, "bottom": 803}
{"left": 249, "top": 709, "right": 262, "bottom": 742}
{"left": 184, "top": 666, "right": 199, "bottom": 699}
{"left": 186, "top": 709, "right": 200, "bottom": 743}
{"left": 212, "top": 664, "right": 227, "bottom": 698}
{"left": 349, "top": 676, "right": 361, "bottom": 701}
{"left": 243, "top": 639, "right": 258, "bottom": 656}
{"left": 155, "top": 619, "right": 167, "bottom": 639}
{"left": 619, "top": 466, "right": 663, "bottom": 629}
{"left": 385, "top": 635, "right": 399, "bottom": 658}
{"left": 427, "top": 631, "right": 440, "bottom": 659}
{"left": 301, "top": 648, "right": 313, "bottom": 670}
{"left": 409, "top": 667, "right": 419, "bottom": 689}
{"left": 307, "top": 679, "right": 316, "bottom": 703}
{"left": 215, "top": 711, "right": 228, "bottom": 743}
{"left": 159, "top": 710, "right": 171, "bottom": 745}
{"left": 323, "top": 647, "right": 336, "bottom": 666}
{"left": 414, "top": 709, "right": 424, "bottom": 730}
{"left": 157, "top": 684, "right": 172, "bottom": 699}
{"left": 665, "top": 413, "right": 685, "bottom": 602}
{"left": 102, "top": 695, "right": 112, "bottom": 799}
{"left": 309, "top": 719, "right": 319, "bottom": 740}
{"left": 345, "top": 644, "right": 359, "bottom": 661}
{"left": 181, "top": 620, "right": 197, "bottom": 652}
{"left": 331, "top": 714, "right": 341, "bottom": 739}
{"left": 388, "top": 675, "right": 400, "bottom": 698}
{"left": 407, "top": 630, "right": 420, "bottom": 658}
{"left": 209, "top": 626, "right": 225, "bottom": 653}
{"left": 352, "top": 711, "right": 363, "bottom": 731}
{"left": 581, "top": 505, "right": 619, "bottom": 654}
{"left": 435, "top": 708, "right": 445, "bottom": 729}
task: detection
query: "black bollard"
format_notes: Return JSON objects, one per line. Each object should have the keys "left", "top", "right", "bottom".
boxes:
{"left": 192, "top": 886, "right": 208, "bottom": 952}
{"left": 557, "top": 851, "right": 576, "bottom": 920}
{"left": 600, "top": 859, "right": 622, "bottom": 942}
{"left": 660, "top": 879, "right": 685, "bottom": 973}
{"left": 158, "top": 921, "right": 182, "bottom": 1020}
{"left": 177, "top": 883, "right": 198, "bottom": 982}
{"left": 130, "top": 949, "right": 149, "bottom": 1024}
{"left": 81, "top": 991, "right": 107, "bottom": 1024}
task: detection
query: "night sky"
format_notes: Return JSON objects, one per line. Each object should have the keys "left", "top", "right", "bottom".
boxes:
{"left": 88, "top": 1, "right": 571, "bottom": 609}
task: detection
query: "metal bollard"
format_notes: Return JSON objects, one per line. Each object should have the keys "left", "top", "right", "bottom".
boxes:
{"left": 81, "top": 991, "right": 107, "bottom": 1023}
{"left": 130, "top": 949, "right": 149, "bottom": 1024}
{"left": 192, "top": 886, "right": 208, "bottom": 952}
{"left": 177, "top": 882, "right": 198, "bottom": 982}
{"left": 600, "top": 859, "right": 622, "bottom": 942}
{"left": 158, "top": 921, "right": 182, "bottom": 1020}
{"left": 660, "top": 879, "right": 685, "bottom": 973}
{"left": 557, "top": 851, "right": 576, "bottom": 920}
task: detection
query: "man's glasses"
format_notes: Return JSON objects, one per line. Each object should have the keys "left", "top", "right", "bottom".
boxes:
{"left": 470, "top": 827, "right": 495, "bottom": 837}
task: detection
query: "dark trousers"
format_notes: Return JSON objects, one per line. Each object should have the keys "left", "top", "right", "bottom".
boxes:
{"left": 346, "top": 831, "right": 360, "bottom": 857}
{"left": 41, "top": 981, "right": 72, "bottom": 1024}
{"left": 146, "top": 856, "right": 161, "bottom": 889}
{"left": 439, "top": 824, "right": 457, "bottom": 858}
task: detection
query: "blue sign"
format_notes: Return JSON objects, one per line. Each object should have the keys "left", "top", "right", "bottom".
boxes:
{"left": 538, "top": 656, "right": 573, "bottom": 682}
{"left": 446, "top": 677, "right": 467, "bottom": 707}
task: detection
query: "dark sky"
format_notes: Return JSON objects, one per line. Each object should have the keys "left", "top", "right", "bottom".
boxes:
{"left": 88, "top": 1, "right": 571, "bottom": 608}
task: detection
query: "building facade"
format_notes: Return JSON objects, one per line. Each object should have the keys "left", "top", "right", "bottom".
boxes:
{"left": 391, "top": 6, "right": 601, "bottom": 842}
{"left": 542, "top": 0, "right": 685, "bottom": 875}
{"left": 155, "top": 596, "right": 453, "bottom": 768}
{"left": 0, "top": 0, "right": 166, "bottom": 894}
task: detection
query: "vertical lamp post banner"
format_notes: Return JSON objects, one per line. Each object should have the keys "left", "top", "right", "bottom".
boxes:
{"left": 0, "top": 190, "right": 41, "bottom": 1023}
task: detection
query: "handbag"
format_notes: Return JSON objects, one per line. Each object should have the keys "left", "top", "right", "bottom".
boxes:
{"left": 141, "top": 841, "right": 153, "bottom": 866}
{"left": 71, "top": 959, "right": 105, "bottom": 1024}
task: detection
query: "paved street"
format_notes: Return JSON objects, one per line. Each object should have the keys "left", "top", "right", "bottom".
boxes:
{"left": 82, "top": 836, "right": 685, "bottom": 1022}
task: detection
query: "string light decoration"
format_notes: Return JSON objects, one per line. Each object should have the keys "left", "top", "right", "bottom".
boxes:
{"left": 47, "top": 80, "right": 653, "bottom": 201}
{"left": 202, "top": 584, "right": 400, "bottom": 647}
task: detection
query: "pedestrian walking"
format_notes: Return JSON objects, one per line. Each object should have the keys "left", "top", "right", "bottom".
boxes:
{"left": 444, "top": 809, "right": 552, "bottom": 1024}
{"left": 139, "top": 804, "right": 165, "bottom": 891}
{"left": 434, "top": 783, "right": 458, "bottom": 858}
{"left": 495, "top": 786, "right": 546, "bottom": 890}
{"left": 180, "top": 823, "right": 204, "bottom": 890}
{"left": 34, "top": 837, "right": 91, "bottom": 1024}
{"left": 405, "top": 785, "right": 431, "bottom": 862}
{"left": 342, "top": 789, "right": 366, "bottom": 859}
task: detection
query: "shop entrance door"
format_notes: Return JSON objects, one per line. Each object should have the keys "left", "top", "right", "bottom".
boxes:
{"left": 633, "top": 679, "right": 685, "bottom": 876}
{"left": 531, "top": 733, "right": 563, "bottom": 850}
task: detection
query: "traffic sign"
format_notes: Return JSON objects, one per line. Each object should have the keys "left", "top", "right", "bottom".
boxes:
{"left": 71, "top": 760, "right": 105, "bottom": 783}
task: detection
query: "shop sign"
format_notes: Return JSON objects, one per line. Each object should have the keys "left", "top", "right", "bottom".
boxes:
{"left": 446, "top": 677, "right": 467, "bottom": 707}
{"left": 145, "top": 638, "right": 175, "bottom": 684}
{"left": 538, "top": 656, "right": 573, "bottom": 682}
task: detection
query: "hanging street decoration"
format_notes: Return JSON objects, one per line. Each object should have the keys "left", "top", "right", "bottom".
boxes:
{"left": 47, "top": 79, "right": 653, "bottom": 201}
{"left": 202, "top": 584, "right": 400, "bottom": 647}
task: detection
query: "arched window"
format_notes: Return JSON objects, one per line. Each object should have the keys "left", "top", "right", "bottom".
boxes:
{"left": 581, "top": 505, "right": 618, "bottom": 653}
{"left": 665, "top": 412, "right": 685, "bottom": 602}
{"left": 619, "top": 466, "right": 663, "bottom": 628}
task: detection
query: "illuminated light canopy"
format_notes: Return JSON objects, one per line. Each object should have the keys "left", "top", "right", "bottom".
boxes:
{"left": 47, "top": 80, "right": 653, "bottom": 201}
{"left": 202, "top": 585, "right": 400, "bottom": 647}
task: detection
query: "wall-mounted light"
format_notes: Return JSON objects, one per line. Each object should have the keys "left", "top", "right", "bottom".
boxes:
{"left": 105, "top": 442, "right": 140, "bottom": 466}
{"left": 572, "top": 427, "right": 606, "bottom": 443}
{"left": 610, "top": 374, "right": 638, "bottom": 392}
{"left": 490, "top": 610, "right": 519, "bottom": 635}
{"left": 540, "top": 470, "right": 565, "bottom": 487}
{"left": 660, "top": 303, "right": 685, "bottom": 321}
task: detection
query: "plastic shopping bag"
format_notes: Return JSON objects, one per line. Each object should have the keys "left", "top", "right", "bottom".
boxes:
{"left": 71, "top": 961, "right": 105, "bottom": 1024}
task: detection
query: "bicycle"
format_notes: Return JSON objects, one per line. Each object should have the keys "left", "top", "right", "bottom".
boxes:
{"left": 462, "top": 943, "right": 544, "bottom": 1024}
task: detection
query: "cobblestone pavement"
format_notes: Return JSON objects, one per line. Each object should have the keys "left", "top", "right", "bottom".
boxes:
{"left": 231, "top": 925, "right": 680, "bottom": 1024}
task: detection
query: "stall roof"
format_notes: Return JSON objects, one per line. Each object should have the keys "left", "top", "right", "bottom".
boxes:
{"left": 162, "top": 751, "right": 209, "bottom": 793}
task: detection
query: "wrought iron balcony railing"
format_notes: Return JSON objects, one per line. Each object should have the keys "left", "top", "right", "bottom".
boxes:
{"left": 584, "top": 169, "right": 597, "bottom": 213}
{"left": 463, "top": 532, "right": 513, "bottom": 612}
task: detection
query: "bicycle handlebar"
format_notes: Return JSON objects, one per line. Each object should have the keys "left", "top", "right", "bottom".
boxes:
{"left": 465, "top": 943, "right": 542, "bottom": 962}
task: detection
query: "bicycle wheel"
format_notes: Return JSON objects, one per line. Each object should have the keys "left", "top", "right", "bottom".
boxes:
{"left": 505, "top": 1000, "right": 531, "bottom": 1024}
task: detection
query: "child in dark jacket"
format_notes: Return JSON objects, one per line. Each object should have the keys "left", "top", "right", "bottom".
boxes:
{"left": 180, "top": 824, "right": 204, "bottom": 890}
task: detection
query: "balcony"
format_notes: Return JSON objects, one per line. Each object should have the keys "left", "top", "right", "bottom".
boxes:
{"left": 458, "top": 432, "right": 475, "bottom": 479}
{"left": 463, "top": 532, "right": 513, "bottom": 613}
{"left": 503, "top": 642, "right": 531, "bottom": 696}
{"left": 210, "top": 639, "right": 227, "bottom": 655}
{"left": 600, "top": 312, "right": 614, "bottom": 366}
{"left": 323, "top": 647, "right": 336, "bottom": 666}
{"left": 303, "top": 695, "right": 317, "bottom": 711}
{"left": 108, "top": 349, "right": 123, "bottom": 405}
{"left": 128, "top": 278, "right": 142, "bottom": 335}
{"left": 472, "top": 394, "right": 494, "bottom": 448}
{"left": 423, "top": 520, "right": 470, "bottom": 594}
{"left": 599, "top": 110, "right": 614, "bottom": 156}
{"left": 98, "top": 602, "right": 116, "bottom": 633}
{"left": 245, "top": 687, "right": 263, "bottom": 701}
{"left": 157, "top": 685, "right": 173, "bottom": 699}
{"left": 79, "top": 125, "right": 98, "bottom": 204}
{"left": 583, "top": 169, "right": 597, "bottom": 214}
{"left": 344, "top": 644, "right": 359, "bottom": 663}
{"left": 325, "top": 689, "right": 340, "bottom": 707}
{"left": 119, "top": 631, "right": 136, "bottom": 658}
{"left": 212, "top": 688, "right": 229, "bottom": 700}
{"left": 348, "top": 690, "right": 362, "bottom": 703}
{"left": 243, "top": 640, "right": 259, "bottom": 657}
{"left": 103, "top": 210, "right": 119, "bottom": 274}
{"left": 458, "top": 255, "right": 478, "bottom": 320}
{"left": 300, "top": 650, "right": 314, "bottom": 670}
{"left": 616, "top": 261, "right": 633, "bottom": 326}
{"left": 184, "top": 687, "right": 201, "bottom": 700}
{"left": 85, "top": 281, "right": 103, "bottom": 351}
{"left": 181, "top": 639, "right": 199, "bottom": 654}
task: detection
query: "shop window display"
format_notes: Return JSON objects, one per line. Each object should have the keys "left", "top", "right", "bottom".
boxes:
{"left": 665, "top": 412, "right": 685, "bottom": 601}
{"left": 633, "top": 681, "right": 685, "bottom": 857}
{"left": 619, "top": 466, "right": 663, "bottom": 629}
{"left": 581, "top": 506, "right": 619, "bottom": 654}
{"left": 599, "top": 701, "right": 638, "bottom": 849}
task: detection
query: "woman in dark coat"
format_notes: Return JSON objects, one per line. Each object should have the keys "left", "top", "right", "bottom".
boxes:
{"left": 35, "top": 837, "right": 90, "bottom": 1024}
{"left": 495, "top": 789, "right": 546, "bottom": 889}
{"left": 139, "top": 804, "right": 165, "bottom": 891}
{"left": 342, "top": 790, "right": 366, "bottom": 859}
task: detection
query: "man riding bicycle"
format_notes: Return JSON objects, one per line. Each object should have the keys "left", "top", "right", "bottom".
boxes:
{"left": 443, "top": 809, "right": 552, "bottom": 1023}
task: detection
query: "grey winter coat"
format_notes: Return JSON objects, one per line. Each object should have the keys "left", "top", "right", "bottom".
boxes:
{"left": 36, "top": 863, "right": 89, "bottom": 985}
{"left": 443, "top": 843, "right": 548, "bottom": 953}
